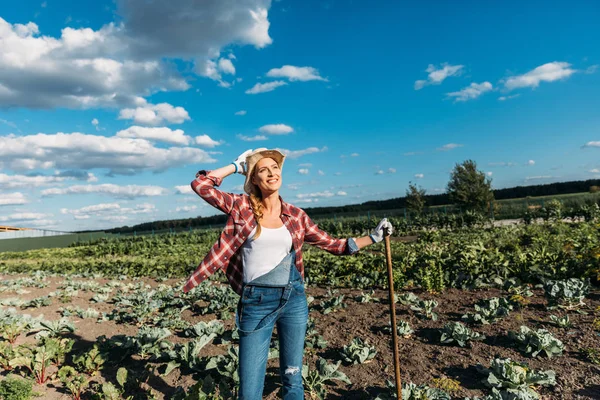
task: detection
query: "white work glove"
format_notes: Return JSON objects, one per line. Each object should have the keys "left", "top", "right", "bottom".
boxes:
{"left": 369, "top": 218, "right": 394, "bottom": 243}
{"left": 232, "top": 149, "right": 253, "bottom": 175}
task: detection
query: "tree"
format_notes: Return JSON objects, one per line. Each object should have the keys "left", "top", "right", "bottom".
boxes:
{"left": 447, "top": 160, "right": 494, "bottom": 211}
{"left": 406, "top": 182, "right": 427, "bottom": 215}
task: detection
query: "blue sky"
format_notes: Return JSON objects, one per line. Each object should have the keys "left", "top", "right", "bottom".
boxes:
{"left": 0, "top": 0, "right": 599, "bottom": 231}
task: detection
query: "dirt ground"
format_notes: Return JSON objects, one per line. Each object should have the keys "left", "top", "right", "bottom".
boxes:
{"left": 1, "top": 274, "right": 599, "bottom": 399}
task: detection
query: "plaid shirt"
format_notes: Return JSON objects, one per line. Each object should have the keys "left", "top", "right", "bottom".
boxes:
{"left": 182, "top": 170, "right": 356, "bottom": 295}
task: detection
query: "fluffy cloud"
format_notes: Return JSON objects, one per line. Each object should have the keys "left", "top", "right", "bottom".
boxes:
{"left": 504, "top": 62, "right": 576, "bottom": 90}
{"left": 318, "top": 170, "right": 325, "bottom": 176}
{"left": 266, "top": 65, "right": 327, "bottom": 82}
{"left": 582, "top": 141, "right": 600, "bottom": 149}
{"left": 388, "top": 168, "right": 396, "bottom": 173}
{"left": 0, "top": 192, "right": 28, "bottom": 206}
{"left": 118, "top": 102, "right": 190, "bottom": 125}
{"left": 237, "top": 134, "right": 267, "bottom": 142}
{"left": 414, "top": 63, "right": 463, "bottom": 90}
{"left": 446, "top": 82, "right": 493, "bottom": 102}
{"left": 116, "top": 126, "right": 189, "bottom": 145}
{"left": 436, "top": 143, "right": 463, "bottom": 151}
{"left": 245, "top": 80, "right": 288, "bottom": 94}
{"left": 0, "top": 212, "right": 52, "bottom": 222}
{"left": 0, "top": 132, "right": 216, "bottom": 174}
{"left": 296, "top": 190, "right": 342, "bottom": 199}
{"left": 175, "top": 205, "right": 197, "bottom": 212}
{"left": 175, "top": 185, "right": 194, "bottom": 194}
{"left": 527, "top": 160, "right": 535, "bottom": 166}
{"left": 278, "top": 146, "right": 327, "bottom": 159}
{"left": 498, "top": 94, "right": 520, "bottom": 101}
{"left": 41, "top": 184, "right": 168, "bottom": 199}
{"left": 194, "top": 134, "right": 221, "bottom": 148}
{"left": 298, "top": 168, "right": 309, "bottom": 175}
{"left": 414, "top": 173, "right": 424, "bottom": 179}
{"left": 259, "top": 124, "right": 294, "bottom": 135}
{"left": 0, "top": 0, "right": 273, "bottom": 108}
{"left": 61, "top": 202, "right": 156, "bottom": 219}
{"left": 235, "top": 110, "right": 247, "bottom": 116}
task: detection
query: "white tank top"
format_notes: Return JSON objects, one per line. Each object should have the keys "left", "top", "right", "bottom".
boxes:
{"left": 241, "top": 225, "right": 293, "bottom": 283}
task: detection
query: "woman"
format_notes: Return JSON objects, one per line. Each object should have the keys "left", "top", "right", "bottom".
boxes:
{"left": 183, "top": 148, "right": 393, "bottom": 400}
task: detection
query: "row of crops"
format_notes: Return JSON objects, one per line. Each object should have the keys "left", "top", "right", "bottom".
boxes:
{"left": 0, "top": 218, "right": 598, "bottom": 399}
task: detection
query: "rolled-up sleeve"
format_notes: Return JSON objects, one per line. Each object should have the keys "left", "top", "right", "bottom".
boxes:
{"left": 191, "top": 170, "right": 240, "bottom": 215}
{"left": 301, "top": 210, "right": 353, "bottom": 255}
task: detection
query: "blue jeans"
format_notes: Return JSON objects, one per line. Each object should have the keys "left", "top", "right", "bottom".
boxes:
{"left": 235, "top": 251, "right": 307, "bottom": 400}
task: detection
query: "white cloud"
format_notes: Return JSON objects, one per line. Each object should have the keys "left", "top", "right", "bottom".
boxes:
{"left": 116, "top": 126, "right": 190, "bottom": 145}
{"left": 585, "top": 65, "right": 598, "bottom": 74}
{"left": 375, "top": 170, "right": 384, "bottom": 175}
{"left": 0, "top": 132, "right": 216, "bottom": 174}
{"left": 194, "top": 134, "right": 221, "bottom": 148}
{"left": 488, "top": 162, "right": 518, "bottom": 167}
{"left": 235, "top": 110, "right": 247, "bottom": 116}
{"left": 436, "top": 143, "right": 463, "bottom": 151}
{"left": 62, "top": 202, "right": 155, "bottom": 219}
{"left": 0, "top": 0, "right": 273, "bottom": 108}
{"left": 118, "top": 102, "right": 190, "bottom": 125}
{"left": 487, "top": 171, "right": 493, "bottom": 176}
{"left": 0, "top": 212, "right": 52, "bottom": 222}
{"left": 245, "top": 80, "right": 287, "bottom": 94}
{"left": 388, "top": 168, "right": 396, "bottom": 173}
{"left": 336, "top": 191, "right": 347, "bottom": 196}
{"left": 350, "top": 153, "right": 359, "bottom": 157}
{"left": 296, "top": 190, "right": 337, "bottom": 199}
{"left": 237, "top": 134, "right": 267, "bottom": 142}
{"left": 582, "top": 141, "right": 600, "bottom": 149}
{"left": 0, "top": 173, "right": 66, "bottom": 189}
{"left": 175, "top": 205, "right": 198, "bottom": 213}
{"left": 446, "top": 82, "right": 493, "bottom": 102}
{"left": 317, "top": 170, "right": 325, "bottom": 176}
{"left": 298, "top": 168, "right": 309, "bottom": 175}
{"left": 266, "top": 65, "right": 327, "bottom": 82}
{"left": 414, "top": 173, "right": 424, "bottom": 179}
{"left": 175, "top": 185, "right": 194, "bottom": 194}
{"left": 504, "top": 62, "right": 576, "bottom": 90}
{"left": 589, "top": 168, "right": 600, "bottom": 173}
{"left": 41, "top": 184, "right": 168, "bottom": 199}
{"left": 498, "top": 94, "right": 520, "bottom": 101}
{"left": 259, "top": 124, "right": 294, "bottom": 135}
{"left": 278, "top": 146, "right": 327, "bottom": 159}
{"left": 218, "top": 58, "right": 235, "bottom": 75}
{"left": 414, "top": 63, "right": 463, "bottom": 90}
{"left": 524, "top": 175, "right": 555, "bottom": 182}
{"left": 0, "top": 192, "right": 28, "bottom": 206}
{"left": 91, "top": 118, "right": 100, "bottom": 130}
{"left": 527, "top": 160, "right": 535, "bottom": 166}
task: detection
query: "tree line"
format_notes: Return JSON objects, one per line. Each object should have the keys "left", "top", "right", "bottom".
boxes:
{"left": 96, "top": 160, "right": 600, "bottom": 234}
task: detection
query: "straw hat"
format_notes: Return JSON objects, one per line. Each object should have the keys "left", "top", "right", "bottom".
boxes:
{"left": 243, "top": 148, "right": 286, "bottom": 196}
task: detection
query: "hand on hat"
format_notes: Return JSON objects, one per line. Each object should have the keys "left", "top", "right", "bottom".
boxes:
{"left": 232, "top": 149, "right": 254, "bottom": 175}
{"left": 369, "top": 218, "right": 394, "bottom": 243}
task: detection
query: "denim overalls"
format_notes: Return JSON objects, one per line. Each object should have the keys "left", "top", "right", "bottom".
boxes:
{"left": 235, "top": 249, "right": 307, "bottom": 400}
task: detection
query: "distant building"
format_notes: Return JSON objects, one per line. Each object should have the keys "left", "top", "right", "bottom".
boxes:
{"left": 0, "top": 226, "right": 70, "bottom": 240}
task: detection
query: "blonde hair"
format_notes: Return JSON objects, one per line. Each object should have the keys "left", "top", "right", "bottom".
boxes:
{"left": 249, "top": 192, "right": 263, "bottom": 240}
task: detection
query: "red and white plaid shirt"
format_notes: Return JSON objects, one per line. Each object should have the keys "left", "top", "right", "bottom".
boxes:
{"left": 182, "top": 170, "right": 354, "bottom": 295}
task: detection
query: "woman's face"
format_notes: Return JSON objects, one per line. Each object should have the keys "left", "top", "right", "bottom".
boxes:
{"left": 252, "top": 157, "right": 282, "bottom": 195}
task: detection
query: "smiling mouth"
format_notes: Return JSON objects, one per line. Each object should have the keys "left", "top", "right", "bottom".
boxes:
{"left": 267, "top": 179, "right": 278, "bottom": 184}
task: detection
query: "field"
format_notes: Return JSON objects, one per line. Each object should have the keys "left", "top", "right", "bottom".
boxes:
{"left": 0, "top": 218, "right": 599, "bottom": 399}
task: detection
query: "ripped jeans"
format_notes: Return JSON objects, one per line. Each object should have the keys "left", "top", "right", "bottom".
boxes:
{"left": 235, "top": 250, "right": 307, "bottom": 400}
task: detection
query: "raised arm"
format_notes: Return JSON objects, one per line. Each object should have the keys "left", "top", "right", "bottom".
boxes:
{"left": 191, "top": 149, "right": 253, "bottom": 215}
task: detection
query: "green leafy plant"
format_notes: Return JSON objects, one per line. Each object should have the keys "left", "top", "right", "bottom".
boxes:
{"left": 475, "top": 357, "right": 556, "bottom": 399}
{"left": 0, "top": 340, "right": 17, "bottom": 371}
{"left": 162, "top": 335, "right": 215, "bottom": 375}
{"left": 73, "top": 345, "right": 106, "bottom": 376}
{"left": 544, "top": 278, "right": 590, "bottom": 310}
{"left": 382, "top": 320, "right": 414, "bottom": 338}
{"left": 396, "top": 292, "right": 420, "bottom": 305}
{"left": 34, "top": 317, "right": 75, "bottom": 339}
{"left": 184, "top": 320, "right": 224, "bottom": 339}
{"left": 10, "top": 342, "right": 57, "bottom": 383}
{"left": 58, "top": 366, "right": 91, "bottom": 400}
{"left": 302, "top": 358, "right": 351, "bottom": 400}
{"left": 430, "top": 377, "right": 461, "bottom": 394}
{"left": 508, "top": 326, "right": 564, "bottom": 358}
{"left": 548, "top": 314, "right": 571, "bottom": 329}
{"left": 356, "top": 290, "right": 380, "bottom": 303}
{"left": 462, "top": 297, "right": 512, "bottom": 325}
{"left": 172, "top": 375, "right": 226, "bottom": 400}
{"left": 0, "top": 375, "right": 33, "bottom": 400}
{"left": 340, "top": 337, "right": 377, "bottom": 364}
{"left": 580, "top": 347, "right": 600, "bottom": 365}
{"left": 411, "top": 299, "right": 439, "bottom": 320}
{"left": 318, "top": 294, "right": 347, "bottom": 314}
{"left": 375, "top": 380, "right": 451, "bottom": 400}
{"left": 90, "top": 367, "right": 132, "bottom": 400}
{"left": 439, "top": 322, "right": 485, "bottom": 347}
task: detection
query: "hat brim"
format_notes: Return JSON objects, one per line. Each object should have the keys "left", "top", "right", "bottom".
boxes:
{"left": 243, "top": 148, "right": 286, "bottom": 195}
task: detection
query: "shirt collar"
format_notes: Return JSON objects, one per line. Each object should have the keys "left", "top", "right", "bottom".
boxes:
{"left": 280, "top": 196, "right": 293, "bottom": 217}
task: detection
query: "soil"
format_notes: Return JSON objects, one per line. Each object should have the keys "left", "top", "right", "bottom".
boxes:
{"left": 1, "top": 274, "right": 599, "bottom": 400}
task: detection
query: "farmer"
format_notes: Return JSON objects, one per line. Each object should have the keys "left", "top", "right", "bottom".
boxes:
{"left": 182, "top": 148, "right": 393, "bottom": 400}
